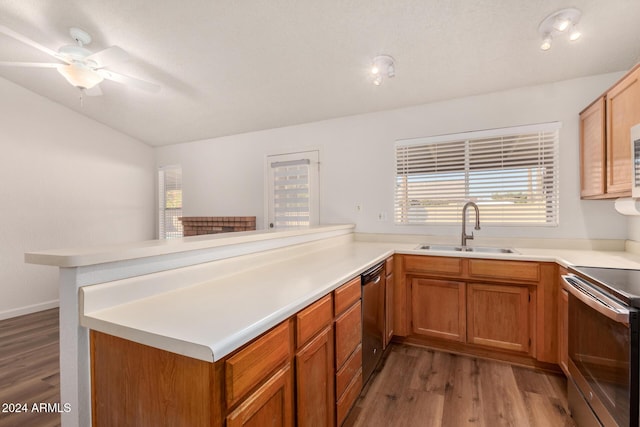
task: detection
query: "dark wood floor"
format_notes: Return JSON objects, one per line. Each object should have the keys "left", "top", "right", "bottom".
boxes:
{"left": 0, "top": 309, "right": 575, "bottom": 427}
{"left": 0, "top": 308, "right": 60, "bottom": 427}
{"left": 346, "top": 344, "right": 576, "bottom": 427}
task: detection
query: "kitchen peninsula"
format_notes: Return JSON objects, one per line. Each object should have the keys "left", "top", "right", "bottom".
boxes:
{"left": 25, "top": 225, "right": 640, "bottom": 426}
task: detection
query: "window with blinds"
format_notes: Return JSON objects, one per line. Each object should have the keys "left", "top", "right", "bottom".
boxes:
{"left": 271, "top": 159, "right": 311, "bottom": 228}
{"left": 395, "top": 123, "right": 560, "bottom": 226}
{"left": 158, "top": 165, "right": 183, "bottom": 238}
{"left": 266, "top": 151, "right": 319, "bottom": 229}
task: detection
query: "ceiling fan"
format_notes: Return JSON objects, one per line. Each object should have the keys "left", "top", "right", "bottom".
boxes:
{"left": 0, "top": 25, "right": 160, "bottom": 96}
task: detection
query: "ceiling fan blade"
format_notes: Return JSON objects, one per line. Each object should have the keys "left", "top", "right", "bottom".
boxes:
{"left": 83, "top": 85, "right": 103, "bottom": 97}
{"left": 0, "top": 61, "right": 60, "bottom": 68}
{"left": 86, "top": 46, "right": 129, "bottom": 68}
{"left": 97, "top": 69, "right": 161, "bottom": 93}
{"left": 0, "top": 25, "right": 67, "bottom": 63}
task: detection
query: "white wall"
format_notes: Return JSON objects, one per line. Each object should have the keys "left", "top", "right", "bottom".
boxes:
{"left": 0, "top": 77, "right": 155, "bottom": 319}
{"left": 156, "top": 72, "right": 628, "bottom": 241}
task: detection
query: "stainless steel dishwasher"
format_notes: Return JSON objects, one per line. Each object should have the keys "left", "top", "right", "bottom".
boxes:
{"left": 361, "top": 262, "right": 385, "bottom": 385}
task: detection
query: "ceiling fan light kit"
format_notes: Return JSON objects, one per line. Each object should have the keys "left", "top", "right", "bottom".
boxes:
{"left": 57, "top": 62, "right": 103, "bottom": 89}
{"left": 538, "top": 7, "right": 582, "bottom": 51}
{"left": 0, "top": 25, "right": 160, "bottom": 95}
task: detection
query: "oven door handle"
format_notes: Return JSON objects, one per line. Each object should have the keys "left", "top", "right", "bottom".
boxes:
{"left": 562, "top": 274, "right": 630, "bottom": 324}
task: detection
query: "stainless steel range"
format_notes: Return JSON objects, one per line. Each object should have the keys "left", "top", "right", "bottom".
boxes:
{"left": 563, "top": 266, "right": 640, "bottom": 427}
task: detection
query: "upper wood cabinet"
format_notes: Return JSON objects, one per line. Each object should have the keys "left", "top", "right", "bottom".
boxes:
{"left": 607, "top": 66, "right": 640, "bottom": 195}
{"left": 580, "top": 64, "right": 640, "bottom": 199}
{"left": 580, "top": 97, "right": 606, "bottom": 198}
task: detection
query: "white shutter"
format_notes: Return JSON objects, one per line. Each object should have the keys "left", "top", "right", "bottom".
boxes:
{"left": 395, "top": 123, "right": 560, "bottom": 226}
{"left": 272, "top": 159, "right": 311, "bottom": 227}
{"left": 158, "top": 165, "right": 183, "bottom": 238}
{"left": 266, "top": 151, "right": 319, "bottom": 229}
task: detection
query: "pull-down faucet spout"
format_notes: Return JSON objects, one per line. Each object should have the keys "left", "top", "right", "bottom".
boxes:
{"left": 461, "top": 201, "right": 481, "bottom": 247}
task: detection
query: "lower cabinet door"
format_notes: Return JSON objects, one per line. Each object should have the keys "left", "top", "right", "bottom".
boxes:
{"left": 226, "top": 364, "right": 294, "bottom": 427}
{"left": 296, "top": 327, "right": 335, "bottom": 427}
{"left": 467, "top": 283, "right": 532, "bottom": 354}
{"left": 411, "top": 277, "right": 466, "bottom": 342}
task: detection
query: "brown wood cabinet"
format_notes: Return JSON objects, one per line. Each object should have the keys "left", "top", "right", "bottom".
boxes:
{"left": 91, "top": 330, "right": 224, "bottom": 427}
{"left": 384, "top": 256, "right": 394, "bottom": 348}
{"left": 580, "top": 63, "right": 640, "bottom": 199}
{"left": 226, "top": 364, "right": 294, "bottom": 427}
{"left": 394, "top": 254, "right": 557, "bottom": 366}
{"left": 467, "top": 283, "right": 531, "bottom": 354}
{"left": 225, "top": 321, "right": 292, "bottom": 408}
{"left": 333, "top": 278, "right": 362, "bottom": 426}
{"left": 296, "top": 327, "right": 335, "bottom": 427}
{"left": 606, "top": 65, "right": 640, "bottom": 195}
{"left": 295, "top": 294, "right": 335, "bottom": 427}
{"left": 411, "top": 277, "right": 466, "bottom": 342}
{"left": 557, "top": 267, "right": 569, "bottom": 377}
{"left": 580, "top": 97, "right": 606, "bottom": 198}
{"left": 91, "top": 274, "right": 368, "bottom": 427}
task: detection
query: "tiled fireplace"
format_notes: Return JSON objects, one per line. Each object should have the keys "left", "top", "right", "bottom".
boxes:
{"left": 179, "top": 216, "right": 257, "bottom": 236}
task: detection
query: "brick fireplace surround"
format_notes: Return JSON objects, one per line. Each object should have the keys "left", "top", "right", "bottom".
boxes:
{"left": 179, "top": 216, "right": 257, "bottom": 236}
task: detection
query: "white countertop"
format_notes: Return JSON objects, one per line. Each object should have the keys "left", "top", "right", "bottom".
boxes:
{"left": 25, "top": 224, "right": 355, "bottom": 267}
{"left": 79, "top": 236, "right": 640, "bottom": 363}
{"left": 81, "top": 240, "right": 397, "bottom": 362}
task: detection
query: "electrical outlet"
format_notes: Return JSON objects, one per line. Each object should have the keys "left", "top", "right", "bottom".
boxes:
{"left": 355, "top": 204, "right": 362, "bottom": 212}
{"left": 378, "top": 212, "right": 387, "bottom": 221}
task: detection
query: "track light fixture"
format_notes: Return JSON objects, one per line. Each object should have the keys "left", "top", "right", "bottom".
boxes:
{"left": 370, "top": 55, "right": 395, "bottom": 86}
{"left": 538, "top": 8, "right": 582, "bottom": 51}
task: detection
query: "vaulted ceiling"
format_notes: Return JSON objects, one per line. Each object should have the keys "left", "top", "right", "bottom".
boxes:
{"left": 1, "top": 0, "right": 639, "bottom": 146}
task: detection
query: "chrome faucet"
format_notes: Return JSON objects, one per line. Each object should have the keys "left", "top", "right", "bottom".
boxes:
{"left": 461, "top": 201, "right": 481, "bottom": 247}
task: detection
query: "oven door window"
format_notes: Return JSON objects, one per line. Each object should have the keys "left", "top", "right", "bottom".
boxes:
{"left": 569, "top": 293, "right": 634, "bottom": 426}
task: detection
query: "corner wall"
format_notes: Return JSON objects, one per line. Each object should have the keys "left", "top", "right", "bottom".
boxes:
{"left": 0, "top": 77, "right": 155, "bottom": 319}
{"left": 157, "top": 71, "right": 627, "bottom": 241}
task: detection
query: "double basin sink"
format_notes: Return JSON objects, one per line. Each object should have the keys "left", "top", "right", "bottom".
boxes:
{"left": 416, "top": 244, "right": 518, "bottom": 254}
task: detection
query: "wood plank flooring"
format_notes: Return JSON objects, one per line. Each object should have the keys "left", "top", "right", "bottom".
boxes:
{"left": 346, "top": 344, "right": 576, "bottom": 427}
{"left": 0, "top": 308, "right": 60, "bottom": 427}
{"left": 0, "top": 310, "right": 575, "bottom": 427}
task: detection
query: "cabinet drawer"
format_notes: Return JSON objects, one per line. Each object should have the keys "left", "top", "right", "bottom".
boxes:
{"left": 334, "top": 277, "right": 361, "bottom": 316}
{"left": 336, "top": 344, "right": 362, "bottom": 399}
{"left": 403, "top": 255, "right": 463, "bottom": 275}
{"left": 468, "top": 259, "right": 539, "bottom": 282}
{"left": 225, "top": 321, "right": 291, "bottom": 407}
{"left": 226, "top": 363, "right": 294, "bottom": 427}
{"left": 296, "top": 294, "right": 333, "bottom": 348}
{"left": 385, "top": 256, "right": 393, "bottom": 275}
{"left": 335, "top": 301, "right": 362, "bottom": 368}
{"left": 336, "top": 369, "right": 362, "bottom": 426}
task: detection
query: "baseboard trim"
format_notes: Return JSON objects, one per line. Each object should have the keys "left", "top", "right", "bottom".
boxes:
{"left": 0, "top": 299, "right": 59, "bottom": 320}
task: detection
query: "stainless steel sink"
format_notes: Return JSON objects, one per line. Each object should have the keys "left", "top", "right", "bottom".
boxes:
{"left": 416, "top": 244, "right": 518, "bottom": 254}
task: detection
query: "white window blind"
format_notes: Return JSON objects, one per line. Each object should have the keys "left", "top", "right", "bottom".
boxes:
{"left": 271, "top": 159, "right": 311, "bottom": 228}
{"left": 158, "top": 165, "right": 183, "bottom": 238}
{"left": 395, "top": 123, "right": 560, "bottom": 226}
{"left": 266, "top": 151, "right": 319, "bottom": 229}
